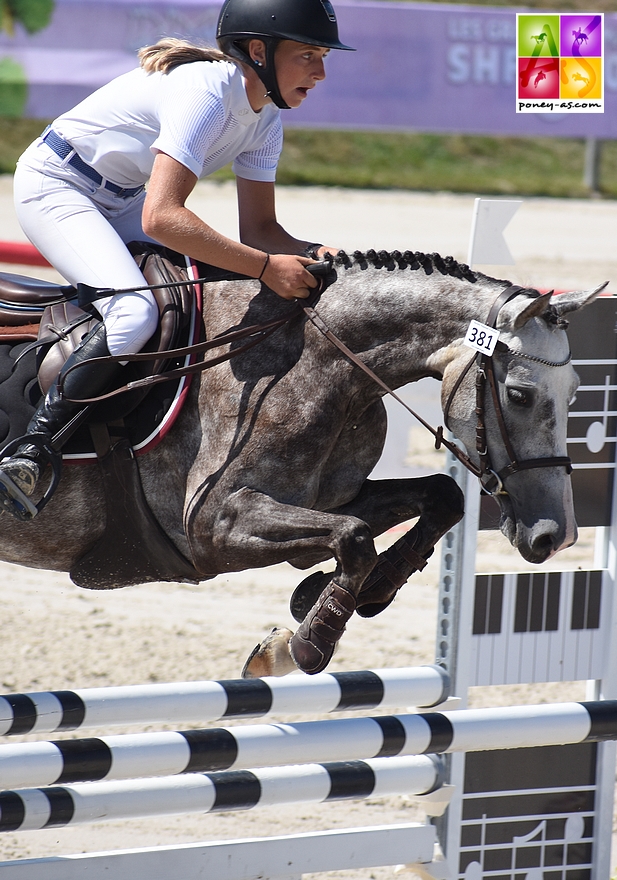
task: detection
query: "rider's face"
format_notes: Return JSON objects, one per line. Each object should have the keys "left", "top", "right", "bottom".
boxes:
{"left": 274, "top": 40, "right": 329, "bottom": 108}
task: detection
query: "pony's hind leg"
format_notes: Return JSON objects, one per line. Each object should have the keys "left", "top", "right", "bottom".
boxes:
{"left": 290, "top": 474, "right": 464, "bottom": 621}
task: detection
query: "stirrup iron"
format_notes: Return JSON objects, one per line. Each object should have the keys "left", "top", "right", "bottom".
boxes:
{"left": 0, "top": 434, "right": 62, "bottom": 520}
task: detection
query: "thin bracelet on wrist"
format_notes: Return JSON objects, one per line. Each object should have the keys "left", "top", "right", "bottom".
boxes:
{"left": 257, "top": 252, "right": 270, "bottom": 280}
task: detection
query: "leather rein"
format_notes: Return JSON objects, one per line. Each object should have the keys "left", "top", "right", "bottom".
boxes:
{"left": 302, "top": 281, "right": 573, "bottom": 498}
{"left": 56, "top": 268, "right": 572, "bottom": 497}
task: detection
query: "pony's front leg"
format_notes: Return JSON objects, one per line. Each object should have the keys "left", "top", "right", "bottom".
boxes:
{"left": 208, "top": 488, "right": 377, "bottom": 677}
{"left": 350, "top": 474, "right": 465, "bottom": 618}
{"left": 290, "top": 474, "right": 465, "bottom": 622}
{"left": 288, "top": 474, "right": 464, "bottom": 674}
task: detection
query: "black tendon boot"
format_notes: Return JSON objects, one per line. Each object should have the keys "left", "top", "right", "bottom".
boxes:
{"left": 0, "top": 323, "right": 120, "bottom": 520}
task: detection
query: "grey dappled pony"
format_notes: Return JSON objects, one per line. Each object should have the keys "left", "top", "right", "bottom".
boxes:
{"left": 0, "top": 250, "right": 603, "bottom": 678}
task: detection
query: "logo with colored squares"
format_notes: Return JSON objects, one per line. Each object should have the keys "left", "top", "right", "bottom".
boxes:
{"left": 517, "top": 14, "right": 604, "bottom": 113}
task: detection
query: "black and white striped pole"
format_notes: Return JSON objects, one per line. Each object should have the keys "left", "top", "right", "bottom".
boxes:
{"left": 0, "top": 666, "right": 449, "bottom": 737}
{"left": 0, "top": 754, "right": 443, "bottom": 833}
{"left": 1, "top": 701, "right": 616, "bottom": 791}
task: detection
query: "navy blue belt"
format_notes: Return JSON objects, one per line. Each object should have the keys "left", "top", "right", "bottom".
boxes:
{"left": 41, "top": 128, "right": 145, "bottom": 198}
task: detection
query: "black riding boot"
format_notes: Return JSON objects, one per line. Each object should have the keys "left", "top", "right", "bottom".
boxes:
{"left": 0, "top": 323, "right": 120, "bottom": 520}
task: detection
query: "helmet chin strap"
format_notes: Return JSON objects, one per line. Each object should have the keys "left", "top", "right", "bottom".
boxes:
{"left": 246, "top": 37, "right": 290, "bottom": 109}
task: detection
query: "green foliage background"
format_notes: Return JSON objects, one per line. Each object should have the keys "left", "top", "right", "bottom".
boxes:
{"left": 0, "top": 0, "right": 54, "bottom": 115}
{"left": 1, "top": 0, "right": 54, "bottom": 35}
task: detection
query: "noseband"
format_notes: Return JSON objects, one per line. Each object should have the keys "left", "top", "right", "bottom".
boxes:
{"left": 442, "top": 285, "right": 573, "bottom": 496}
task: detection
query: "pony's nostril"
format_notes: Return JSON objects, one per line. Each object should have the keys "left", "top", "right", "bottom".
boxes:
{"left": 531, "top": 532, "right": 556, "bottom": 560}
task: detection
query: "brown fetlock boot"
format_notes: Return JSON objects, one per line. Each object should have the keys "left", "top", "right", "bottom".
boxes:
{"left": 289, "top": 581, "right": 356, "bottom": 674}
{"left": 356, "top": 534, "right": 432, "bottom": 618}
{"left": 289, "top": 536, "right": 433, "bottom": 625}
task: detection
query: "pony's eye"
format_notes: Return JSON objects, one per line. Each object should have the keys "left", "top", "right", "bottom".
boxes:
{"left": 507, "top": 387, "right": 531, "bottom": 407}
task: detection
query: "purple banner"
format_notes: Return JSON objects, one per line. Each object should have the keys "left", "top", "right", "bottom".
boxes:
{"left": 1, "top": 0, "right": 616, "bottom": 138}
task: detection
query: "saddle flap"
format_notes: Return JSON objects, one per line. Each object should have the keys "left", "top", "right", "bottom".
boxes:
{"left": 133, "top": 245, "right": 192, "bottom": 373}
{"left": 0, "top": 245, "right": 199, "bottom": 464}
{"left": 36, "top": 246, "right": 194, "bottom": 396}
{"left": 37, "top": 302, "right": 97, "bottom": 395}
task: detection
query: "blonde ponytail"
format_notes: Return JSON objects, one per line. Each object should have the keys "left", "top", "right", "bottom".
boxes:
{"left": 138, "top": 38, "right": 228, "bottom": 74}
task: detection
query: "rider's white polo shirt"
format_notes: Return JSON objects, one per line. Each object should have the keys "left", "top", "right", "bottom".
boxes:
{"left": 52, "top": 60, "right": 282, "bottom": 188}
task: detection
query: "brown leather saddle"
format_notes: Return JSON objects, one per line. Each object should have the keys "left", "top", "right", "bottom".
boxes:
{"left": 0, "top": 248, "right": 331, "bottom": 589}
{"left": 0, "top": 243, "right": 201, "bottom": 589}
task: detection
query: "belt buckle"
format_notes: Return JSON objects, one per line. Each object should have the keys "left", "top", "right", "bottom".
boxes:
{"left": 122, "top": 185, "right": 143, "bottom": 198}
{"left": 105, "top": 181, "right": 140, "bottom": 198}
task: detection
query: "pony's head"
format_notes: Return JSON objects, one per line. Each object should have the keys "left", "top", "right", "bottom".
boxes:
{"left": 444, "top": 284, "right": 605, "bottom": 563}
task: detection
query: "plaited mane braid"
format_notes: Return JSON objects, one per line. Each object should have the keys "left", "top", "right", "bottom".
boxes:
{"left": 332, "top": 249, "right": 478, "bottom": 282}
{"left": 330, "top": 249, "right": 562, "bottom": 327}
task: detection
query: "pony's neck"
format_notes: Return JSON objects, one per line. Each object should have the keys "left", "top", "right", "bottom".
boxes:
{"left": 325, "top": 250, "right": 510, "bottom": 388}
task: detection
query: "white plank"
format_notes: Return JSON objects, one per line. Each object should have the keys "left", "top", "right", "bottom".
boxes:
{"left": 0, "top": 823, "right": 436, "bottom": 880}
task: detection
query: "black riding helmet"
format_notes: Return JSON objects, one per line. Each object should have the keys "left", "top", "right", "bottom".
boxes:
{"left": 217, "top": 0, "right": 354, "bottom": 109}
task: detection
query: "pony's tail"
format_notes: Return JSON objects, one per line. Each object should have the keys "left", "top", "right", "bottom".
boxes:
{"left": 138, "top": 38, "right": 228, "bottom": 74}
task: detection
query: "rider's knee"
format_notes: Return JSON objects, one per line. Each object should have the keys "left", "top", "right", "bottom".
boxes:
{"left": 103, "top": 292, "right": 160, "bottom": 356}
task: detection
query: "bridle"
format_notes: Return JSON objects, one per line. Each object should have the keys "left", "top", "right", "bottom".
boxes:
{"left": 440, "top": 285, "right": 572, "bottom": 496}
{"left": 303, "top": 281, "right": 573, "bottom": 499}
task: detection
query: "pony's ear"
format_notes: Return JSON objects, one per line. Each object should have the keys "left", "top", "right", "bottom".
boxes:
{"left": 497, "top": 291, "right": 553, "bottom": 331}
{"left": 550, "top": 282, "right": 608, "bottom": 316}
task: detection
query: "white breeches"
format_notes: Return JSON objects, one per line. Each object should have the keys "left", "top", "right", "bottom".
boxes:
{"left": 13, "top": 140, "right": 160, "bottom": 357}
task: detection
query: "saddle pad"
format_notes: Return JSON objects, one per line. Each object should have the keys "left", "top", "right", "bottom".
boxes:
{"left": 0, "top": 343, "right": 42, "bottom": 451}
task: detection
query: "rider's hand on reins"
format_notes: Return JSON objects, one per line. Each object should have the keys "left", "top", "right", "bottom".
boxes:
{"left": 260, "top": 254, "right": 319, "bottom": 300}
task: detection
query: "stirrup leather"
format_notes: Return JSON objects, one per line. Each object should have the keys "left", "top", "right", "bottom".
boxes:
{"left": 0, "top": 434, "right": 62, "bottom": 521}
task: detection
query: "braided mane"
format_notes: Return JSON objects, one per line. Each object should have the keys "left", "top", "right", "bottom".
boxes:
{"left": 331, "top": 249, "right": 563, "bottom": 326}
{"left": 332, "top": 248, "right": 480, "bottom": 282}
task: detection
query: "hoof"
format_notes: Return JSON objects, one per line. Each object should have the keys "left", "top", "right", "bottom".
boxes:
{"left": 241, "top": 627, "right": 297, "bottom": 678}
{"left": 290, "top": 571, "right": 332, "bottom": 623}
